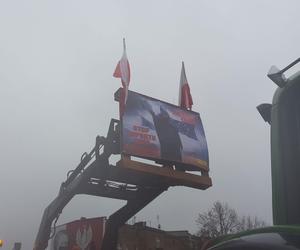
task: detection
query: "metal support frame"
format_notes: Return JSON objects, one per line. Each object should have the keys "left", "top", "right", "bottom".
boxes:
{"left": 33, "top": 119, "right": 167, "bottom": 250}
{"left": 101, "top": 187, "right": 166, "bottom": 250}
{"left": 34, "top": 117, "right": 211, "bottom": 250}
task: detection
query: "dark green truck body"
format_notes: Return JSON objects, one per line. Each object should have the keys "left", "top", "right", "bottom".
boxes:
{"left": 208, "top": 65, "right": 300, "bottom": 249}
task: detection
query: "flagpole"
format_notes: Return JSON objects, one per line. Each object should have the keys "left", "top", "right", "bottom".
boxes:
{"left": 182, "top": 61, "right": 188, "bottom": 110}
{"left": 123, "top": 38, "right": 126, "bottom": 53}
{"left": 182, "top": 61, "right": 186, "bottom": 79}
{"left": 121, "top": 38, "right": 129, "bottom": 161}
{"left": 179, "top": 61, "right": 186, "bottom": 107}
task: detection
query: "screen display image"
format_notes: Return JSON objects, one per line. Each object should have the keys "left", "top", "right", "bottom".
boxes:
{"left": 122, "top": 90, "right": 209, "bottom": 170}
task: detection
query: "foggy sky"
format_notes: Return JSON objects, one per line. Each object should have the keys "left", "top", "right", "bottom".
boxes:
{"left": 1, "top": 1, "right": 300, "bottom": 249}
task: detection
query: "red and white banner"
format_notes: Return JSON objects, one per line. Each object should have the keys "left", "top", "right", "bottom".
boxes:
{"left": 179, "top": 62, "right": 193, "bottom": 110}
{"left": 50, "top": 217, "right": 106, "bottom": 250}
{"left": 113, "top": 38, "right": 131, "bottom": 116}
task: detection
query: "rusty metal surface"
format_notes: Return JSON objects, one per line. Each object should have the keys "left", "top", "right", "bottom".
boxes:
{"left": 116, "top": 158, "right": 212, "bottom": 190}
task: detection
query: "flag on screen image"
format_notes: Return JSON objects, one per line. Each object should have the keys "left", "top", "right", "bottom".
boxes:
{"left": 179, "top": 62, "right": 193, "bottom": 110}
{"left": 113, "top": 38, "right": 131, "bottom": 116}
{"left": 170, "top": 119, "right": 197, "bottom": 140}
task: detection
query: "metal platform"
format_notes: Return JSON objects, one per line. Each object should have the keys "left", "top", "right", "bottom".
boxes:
{"left": 115, "top": 158, "right": 211, "bottom": 190}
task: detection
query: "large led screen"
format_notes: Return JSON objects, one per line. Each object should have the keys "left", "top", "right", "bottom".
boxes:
{"left": 122, "top": 90, "right": 209, "bottom": 170}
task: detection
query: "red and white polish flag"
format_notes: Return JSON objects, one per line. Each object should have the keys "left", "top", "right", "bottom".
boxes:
{"left": 179, "top": 61, "right": 193, "bottom": 110}
{"left": 113, "top": 38, "right": 131, "bottom": 116}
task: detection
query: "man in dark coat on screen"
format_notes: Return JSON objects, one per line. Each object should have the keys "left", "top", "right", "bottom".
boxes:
{"left": 149, "top": 106, "right": 183, "bottom": 162}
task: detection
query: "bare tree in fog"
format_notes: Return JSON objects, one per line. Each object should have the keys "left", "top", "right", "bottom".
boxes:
{"left": 237, "top": 215, "right": 267, "bottom": 232}
{"left": 196, "top": 201, "right": 267, "bottom": 238}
